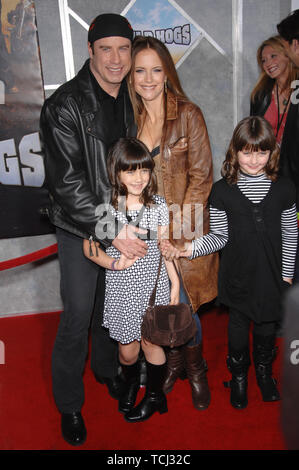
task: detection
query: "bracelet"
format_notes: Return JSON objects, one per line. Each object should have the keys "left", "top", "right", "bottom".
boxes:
{"left": 111, "top": 259, "right": 117, "bottom": 271}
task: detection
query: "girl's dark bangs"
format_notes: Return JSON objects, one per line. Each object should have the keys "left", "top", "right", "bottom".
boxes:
{"left": 238, "top": 135, "right": 274, "bottom": 152}
{"left": 235, "top": 116, "right": 276, "bottom": 152}
{"left": 119, "top": 153, "right": 154, "bottom": 171}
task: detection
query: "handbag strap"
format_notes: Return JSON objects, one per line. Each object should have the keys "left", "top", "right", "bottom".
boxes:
{"left": 148, "top": 254, "right": 163, "bottom": 307}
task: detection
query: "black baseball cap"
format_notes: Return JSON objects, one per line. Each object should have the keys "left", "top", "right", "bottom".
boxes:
{"left": 88, "top": 13, "right": 134, "bottom": 43}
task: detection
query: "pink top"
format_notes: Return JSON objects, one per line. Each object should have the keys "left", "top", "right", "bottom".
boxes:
{"left": 264, "top": 91, "right": 289, "bottom": 146}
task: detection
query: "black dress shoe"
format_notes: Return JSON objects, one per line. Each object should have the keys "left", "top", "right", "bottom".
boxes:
{"left": 95, "top": 374, "right": 125, "bottom": 400}
{"left": 61, "top": 412, "right": 87, "bottom": 446}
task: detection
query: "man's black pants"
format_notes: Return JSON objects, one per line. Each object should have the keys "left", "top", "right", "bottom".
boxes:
{"left": 53, "top": 227, "right": 118, "bottom": 413}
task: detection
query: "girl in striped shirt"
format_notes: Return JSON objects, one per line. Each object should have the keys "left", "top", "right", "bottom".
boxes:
{"left": 179, "top": 116, "right": 298, "bottom": 409}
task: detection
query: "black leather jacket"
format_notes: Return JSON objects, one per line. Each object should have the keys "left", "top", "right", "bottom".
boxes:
{"left": 40, "top": 60, "right": 134, "bottom": 246}
{"left": 250, "top": 86, "right": 299, "bottom": 207}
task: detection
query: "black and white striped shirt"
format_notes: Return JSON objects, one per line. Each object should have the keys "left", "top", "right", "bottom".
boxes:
{"left": 192, "top": 173, "right": 298, "bottom": 278}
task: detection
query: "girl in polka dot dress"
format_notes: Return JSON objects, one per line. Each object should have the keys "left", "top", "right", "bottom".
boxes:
{"left": 83, "top": 137, "right": 179, "bottom": 422}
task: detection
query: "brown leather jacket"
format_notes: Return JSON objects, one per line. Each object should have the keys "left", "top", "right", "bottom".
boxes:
{"left": 160, "top": 91, "right": 219, "bottom": 311}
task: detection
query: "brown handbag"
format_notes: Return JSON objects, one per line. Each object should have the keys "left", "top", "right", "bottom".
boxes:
{"left": 141, "top": 255, "right": 197, "bottom": 348}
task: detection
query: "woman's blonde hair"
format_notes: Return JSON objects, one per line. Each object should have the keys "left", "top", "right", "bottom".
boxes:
{"left": 222, "top": 116, "right": 280, "bottom": 184}
{"left": 251, "top": 35, "right": 298, "bottom": 102}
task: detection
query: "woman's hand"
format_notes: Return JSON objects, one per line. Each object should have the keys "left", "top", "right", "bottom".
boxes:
{"left": 179, "top": 242, "right": 192, "bottom": 258}
{"left": 159, "top": 239, "right": 181, "bottom": 260}
{"left": 283, "top": 277, "right": 293, "bottom": 285}
{"left": 114, "top": 253, "right": 139, "bottom": 270}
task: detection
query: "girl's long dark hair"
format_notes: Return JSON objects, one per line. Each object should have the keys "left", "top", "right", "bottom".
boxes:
{"left": 107, "top": 137, "right": 157, "bottom": 208}
{"left": 222, "top": 116, "right": 280, "bottom": 184}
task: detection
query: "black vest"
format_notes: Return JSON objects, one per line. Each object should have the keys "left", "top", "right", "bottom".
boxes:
{"left": 209, "top": 177, "right": 296, "bottom": 322}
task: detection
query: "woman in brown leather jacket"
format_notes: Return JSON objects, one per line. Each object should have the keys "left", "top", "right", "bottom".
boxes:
{"left": 127, "top": 36, "right": 219, "bottom": 412}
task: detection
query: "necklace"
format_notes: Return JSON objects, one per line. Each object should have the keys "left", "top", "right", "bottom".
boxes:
{"left": 275, "top": 83, "right": 290, "bottom": 137}
{"left": 276, "top": 82, "right": 290, "bottom": 104}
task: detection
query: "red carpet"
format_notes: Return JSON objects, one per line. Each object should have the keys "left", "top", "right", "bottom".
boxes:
{"left": 0, "top": 307, "right": 287, "bottom": 450}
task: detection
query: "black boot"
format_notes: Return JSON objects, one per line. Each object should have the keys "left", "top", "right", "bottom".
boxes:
{"left": 224, "top": 348, "right": 250, "bottom": 409}
{"left": 95, "top": 373, "right": 125, "bottom": 400}
{"left": 139, "top": 351, "right": 147, "bottom": 387}
{"left": 253, "top": 334, "right": 280, "bottom": 402}
{"left": 118, "top": 362, "right": 140, "bottom": 414}
{"left": 124, "top": 361, "right": 168, "bottom": 423}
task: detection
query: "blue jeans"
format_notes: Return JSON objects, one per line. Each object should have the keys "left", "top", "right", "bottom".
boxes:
{"left": 179, "top": 280, "right": 202, "bottom": 345}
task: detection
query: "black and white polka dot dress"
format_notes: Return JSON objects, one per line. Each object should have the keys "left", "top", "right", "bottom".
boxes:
{"left": 103, "top": 195, "right": 170, "bottom": 344}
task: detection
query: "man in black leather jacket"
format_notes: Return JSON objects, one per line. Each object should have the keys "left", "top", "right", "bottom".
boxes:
{"left": 40, "top": 14, "right": 147, "bottom": 446}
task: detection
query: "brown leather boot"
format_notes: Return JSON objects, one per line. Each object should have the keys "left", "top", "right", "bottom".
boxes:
{"left": 184, "top": 343, "right": 211, "bottom": 410}
{"left": 163, "top": 347, "right": 185, "bottom": 395}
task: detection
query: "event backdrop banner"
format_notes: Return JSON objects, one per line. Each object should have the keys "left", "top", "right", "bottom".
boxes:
{"left": 125, "top": 0, "right": 203, "bottom": 65}
{"left": 0, "top": 0, "right": 52, "bottom": 239}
